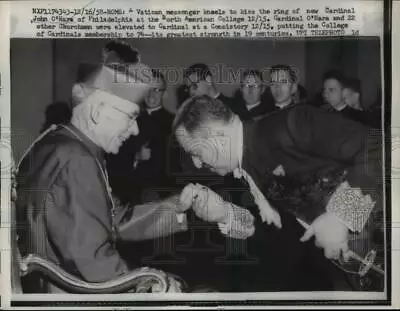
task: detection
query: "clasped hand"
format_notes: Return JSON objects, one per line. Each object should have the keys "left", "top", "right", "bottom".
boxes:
{"left": 177, "top": 183, "right": 230, "bottom": 224}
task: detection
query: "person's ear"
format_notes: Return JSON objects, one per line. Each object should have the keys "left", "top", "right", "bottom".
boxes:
{"left": 90, "top": 100, "right": 105, "bottom": 125}
{"left": 342, "top": 87, "right": 349, "bottom": 99}
{"left": 353, "top": 92, "right": 360, "bottom": 102}
{"left": 290, "top": 83, "right": 298, "bottom": 95}
{"left": 72, "top": 84, "right": 86, "bottom": 103}
{"left": 340, "top": 87, "right": 347, "bottom": 101}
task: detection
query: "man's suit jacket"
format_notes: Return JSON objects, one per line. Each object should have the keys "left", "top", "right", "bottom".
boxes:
{"left": 241, "top": 104, "right": 383, "bottom": 225}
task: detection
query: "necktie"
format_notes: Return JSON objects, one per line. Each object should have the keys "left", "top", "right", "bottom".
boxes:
{"left": 233, "top": 167, "right": 282, "bottom": 228}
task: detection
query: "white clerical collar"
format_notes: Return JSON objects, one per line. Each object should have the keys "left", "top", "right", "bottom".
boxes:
{"left": 333, "top": 103, "right": 347, "bottom": 111}
{"left": 213, "top": 92, "right": 221, "bottom": 99}
{"left": 146, "top": 105, "right": 163, "bottom": 115}
{"left": 246, "top": 101, "right": 261, "bottom": 111}
{"left": 275, "top": 101, "right": 291, "bottom": 109}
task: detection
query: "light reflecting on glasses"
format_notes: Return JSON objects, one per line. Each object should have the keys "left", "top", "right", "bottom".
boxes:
{"left": 241, "top": 84, "right": 262, "bottom": 90}
{"left": 110, "top": 105, "right": 139, "bottom": 123}
{"left": 271, "top": 79, "right": 290, "bottom": 84}
{"left": 150, "top": 88, "right": 166, "bottom": 93}
{"left": 184, "top": 82, "right": 199, "bottom": 93}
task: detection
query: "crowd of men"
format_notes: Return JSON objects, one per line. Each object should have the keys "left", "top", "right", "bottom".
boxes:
{"left": 15, "top": 40, "right": 384, "bottom": 293}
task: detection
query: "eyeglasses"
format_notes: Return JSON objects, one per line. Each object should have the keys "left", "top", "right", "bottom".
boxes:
{"left": 241, "top": 84, "right": 262, "bottom": 89}
{"left": 184, "top": 82, "right": 200, "bottom": 93}
{"left": 109, "top": 105, "right": 139, "bottom": 124}
{"left": 271, "top": 79, "right": 290, "bottom": 84}
{"left": 150, "top": 87, "right": 166, "bottom": 94}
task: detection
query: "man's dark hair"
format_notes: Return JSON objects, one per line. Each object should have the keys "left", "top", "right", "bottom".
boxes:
{"left": 183, "top": 63, "right": 212, "bottom": 81}
{"left": 343, "top": 77, "right": 362, "bottom": 105}
{"left": 173, "top": 95, "right": 234, "bottom": 135}
{"left": 270, "top": 64, "right": 298, "bottom": 83}
{"left": 241, "top": 69, "right": 265, "bottom": 84}
{"left": 103, "top": 40, "right": 140, "bottom": 63}
{"left": 343, "top": 77, "right": 361, "bottom": 94}
{"left": 323, "top": 70, "right": 347, "bottom": 87}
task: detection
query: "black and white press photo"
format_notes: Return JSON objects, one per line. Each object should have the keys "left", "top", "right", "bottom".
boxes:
{"left": 9, "top": 36, "right": 387, "bottom": 297}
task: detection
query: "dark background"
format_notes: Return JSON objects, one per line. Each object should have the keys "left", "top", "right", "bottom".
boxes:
{"left": 11, "top": 37, "right": 381, "bottom": 160}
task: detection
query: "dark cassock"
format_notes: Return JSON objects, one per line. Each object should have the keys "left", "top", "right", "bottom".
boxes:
{"left": 234, "top": 103, "right": 383, "bottom": 291}
{"left": 317, "top": 97, "right": 382, "bottom": 129}
{"left": 131, "top": 106, "right": 175, "bottom": 191}
{"left": 106, "top": 105, "right": 175, "bottom": 204}
{"left": 335, "top": 106, "right": 382, "bottom": 129}
{"left": 215, "top": 92, "right": 232, "bottom": 106}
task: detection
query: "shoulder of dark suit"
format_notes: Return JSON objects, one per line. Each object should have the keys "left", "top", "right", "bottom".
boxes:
{"left": 247, "top": 103, "right": 325, "bottom": 138}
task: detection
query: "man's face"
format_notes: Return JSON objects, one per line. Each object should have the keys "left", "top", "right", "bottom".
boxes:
{"left": 175, "top": 124, "right": 236, "bottom": 176}
{"left": 343, "top": 88, "right": 361, "bottom": 110}
{"left": 323, "top": 78, "right": 344, "bottom": 109}
{"left": 241, "top": 74, "right": 265, "bottom": 106}
{"left": 185, "top": 72, "right": 211, "bottom": 97}
{"left": 89, "top": 90, "right": 141, "bottom": 154}
{"left": 270, "top": 70, "right": 296, "bottom": 104}
{"left": 145, "top": 77, "right": 166, "bottom": 109}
